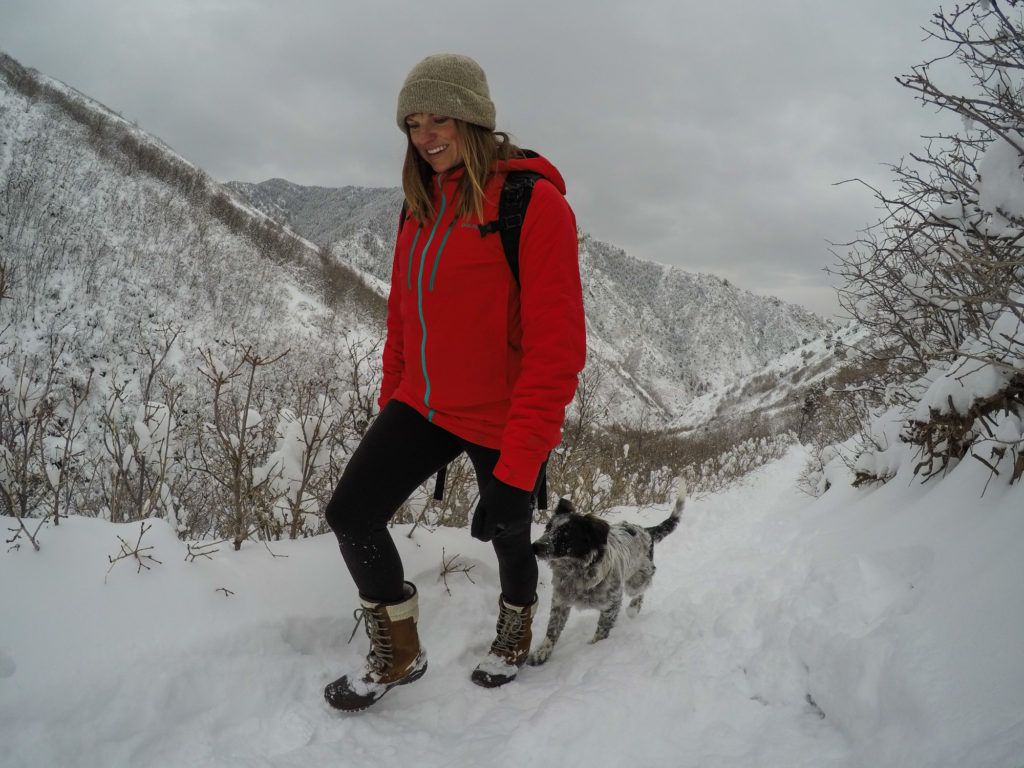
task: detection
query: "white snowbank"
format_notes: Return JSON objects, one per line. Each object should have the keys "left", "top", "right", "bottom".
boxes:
{"left": 1, "top": 448, "right": 1022, "bottom": 767}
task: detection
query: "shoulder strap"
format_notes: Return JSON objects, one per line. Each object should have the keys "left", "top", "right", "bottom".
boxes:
{"left": 476, "top": 156, "right": 543, "bottom": 287}
{"left": 496, "top": 170, "right": 542, "bottom": 287}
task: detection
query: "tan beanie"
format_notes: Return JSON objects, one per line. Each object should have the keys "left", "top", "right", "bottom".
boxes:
{"left": 396, "top": 53, "right": 496, "bottom": 131}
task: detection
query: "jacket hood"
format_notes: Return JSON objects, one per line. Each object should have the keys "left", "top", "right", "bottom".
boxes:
{"left": 495, "top": 152, "right": 566, "bottom": 195}
{"left": 427, "top": 152, "right": 566, "bottom": 212}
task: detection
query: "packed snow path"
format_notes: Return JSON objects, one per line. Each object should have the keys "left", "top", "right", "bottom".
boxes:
{"left": 2, "top": 447, "right": 1022, "bottom": 767}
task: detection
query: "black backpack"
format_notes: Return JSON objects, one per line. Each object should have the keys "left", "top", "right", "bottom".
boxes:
{"left": 398, "top": 165, "right": 550, "bottom": 510}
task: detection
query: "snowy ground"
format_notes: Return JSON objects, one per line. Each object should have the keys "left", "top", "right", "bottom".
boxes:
{"left": 2, "top": 447, "right": 1022, "bottom": 768}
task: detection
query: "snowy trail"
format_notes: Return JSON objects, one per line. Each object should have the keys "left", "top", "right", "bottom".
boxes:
{"left": 2, "top": 448, "right": 1022, "bottom": 767}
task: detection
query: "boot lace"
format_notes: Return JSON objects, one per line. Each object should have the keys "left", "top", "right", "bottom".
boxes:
{"left": 492, "top": 605, "right": 526, "bottom": 657}
{"left": 348, "top": 606, "right": 393, "bottom": 673}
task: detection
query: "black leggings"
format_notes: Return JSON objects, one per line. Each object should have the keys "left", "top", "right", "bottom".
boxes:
{"left": 325, "top": 400, "right": 538, "bottom": 605}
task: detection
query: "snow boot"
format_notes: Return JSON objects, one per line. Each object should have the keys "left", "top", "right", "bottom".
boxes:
{"left": 324, "top": 582, "right": 427, "bottom": 712}
{"left": 471, "top": 595, "right": 537, "bottom": 688}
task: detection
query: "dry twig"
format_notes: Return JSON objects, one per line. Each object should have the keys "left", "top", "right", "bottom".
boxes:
{"left": 105, "top": 521, "right": 163, "bottom": 582}
{"left": 439, "top": 547, "right": 476, "bottom": 596}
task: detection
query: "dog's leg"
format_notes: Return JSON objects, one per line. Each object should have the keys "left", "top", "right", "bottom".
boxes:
{"left": 625, "top": 562, "right": 655, "bottom": 617}
{"left": 626, "top": 562, "right": 655, "bottom": 592}
{"left": 527, "top": 598, "right": 570, "bottom": 666}
{"left": 590, "top": 591, "right": 622, "bottom": 643}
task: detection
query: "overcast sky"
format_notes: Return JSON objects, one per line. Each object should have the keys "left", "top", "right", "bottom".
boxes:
{"left": 2, "top": 0, "right": 957, "bottom": 316}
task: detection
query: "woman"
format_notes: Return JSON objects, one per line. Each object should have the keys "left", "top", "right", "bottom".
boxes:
{"left": 324, "top": 53, "right": 586, "bottom": 712}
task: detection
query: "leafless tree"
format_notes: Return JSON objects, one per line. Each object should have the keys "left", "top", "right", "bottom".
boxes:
{"left": 192, "top": 343, "right": 287, "bottom": 549}
{"left": 829, "top": 0, "right": 1024, "bottom": 484}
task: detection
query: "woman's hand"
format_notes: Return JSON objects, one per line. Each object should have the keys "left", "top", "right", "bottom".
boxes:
{"left": 471, "top": 478, "right": 533, "bottom": 542}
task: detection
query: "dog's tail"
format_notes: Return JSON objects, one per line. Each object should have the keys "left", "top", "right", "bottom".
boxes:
{"left": 646, "top": 478, "right": 686, "bottom": 544}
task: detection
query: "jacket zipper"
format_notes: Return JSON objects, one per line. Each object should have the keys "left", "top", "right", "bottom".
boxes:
{"left": 416, "top": 176, "right": 457, "bottom": 422}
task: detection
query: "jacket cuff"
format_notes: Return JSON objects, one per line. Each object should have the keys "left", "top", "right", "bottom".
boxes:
{"left": 492, "top": 455, "right": 542, "bottom": 493}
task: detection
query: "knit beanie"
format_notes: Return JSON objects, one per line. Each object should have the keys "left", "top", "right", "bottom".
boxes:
{"left": 396, "top": 53, "right": 496, "bottom": 131}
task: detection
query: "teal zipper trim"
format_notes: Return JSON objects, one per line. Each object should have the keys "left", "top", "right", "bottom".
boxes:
{"left": 417, "top": 183, "right": 448, "bottom": 415}
{"left": 405, "top": 227, "right": 421, "bottom": 291}
{"left": 429, "top": 216, "right": 458, "bottom": 292}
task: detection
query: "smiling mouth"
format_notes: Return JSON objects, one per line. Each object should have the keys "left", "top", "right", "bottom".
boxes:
{"left": 426, "top": 144, "right": 449, "bottom": 156}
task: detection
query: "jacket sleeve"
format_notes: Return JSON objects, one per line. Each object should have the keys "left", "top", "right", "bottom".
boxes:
{"left": 378, "top": 232, "right": 405, "bottom": 410}
{"left": 492, "top": 180, "right": 587, "bottom": 491}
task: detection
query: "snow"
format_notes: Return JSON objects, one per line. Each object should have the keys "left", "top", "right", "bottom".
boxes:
{"left": 978, "top": 131, "right": 1024, "bottom": 227}
{"left": 3, "top": 448, "right": 1022, "bottom": 768}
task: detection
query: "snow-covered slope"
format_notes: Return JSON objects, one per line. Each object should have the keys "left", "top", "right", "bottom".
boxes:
{"left": 578, "top": 234, "right": 830, "bottom": 414}
{"left": 0, "top": 52, "right": 393, "bottom": 537}
{"left": 0, "top": 52, "right": 383, "bottom": 340}
{"left": 229, "top": 179, "right": 832, "bottom": 424}
{"left": 673, "top": 320, "right": 867, "bottom": 430}
{"left": 2, "top": 447, "right": 1020, "bottom": 768}
{"left": 226, "top": 178, "right": 404, "bottom": 276}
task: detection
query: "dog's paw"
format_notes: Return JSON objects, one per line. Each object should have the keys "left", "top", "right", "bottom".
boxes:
{"left": 527, "top": 641, "right": 553, "bottom": 666}
{"left": 626, "top": 596, "right": 644, "bottom": 618}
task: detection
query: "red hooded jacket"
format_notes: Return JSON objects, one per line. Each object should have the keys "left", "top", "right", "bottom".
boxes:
{"left": 378, "top": 153, "right": 586, "bottom": 491}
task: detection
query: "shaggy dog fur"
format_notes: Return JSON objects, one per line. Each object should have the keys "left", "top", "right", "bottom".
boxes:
{"left": 528, "top": 482, "right": 686, "bottom": 666}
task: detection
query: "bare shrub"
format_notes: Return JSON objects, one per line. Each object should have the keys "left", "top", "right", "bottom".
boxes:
{"left": 191, "top": 344, "right": 287, "bottom": 550}
{"left": 93, "top": 322, "right": 185, "bottom": 525}
{"left": 828, "top": 1, "right": 1024, "bottom": 489}
{"left": 267, "top": 377, "right": 340, "bottom": 539}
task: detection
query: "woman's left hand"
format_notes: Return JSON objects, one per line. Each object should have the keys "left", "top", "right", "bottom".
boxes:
{"left": 471, "top": 478, "right": 533, "bottom": 542}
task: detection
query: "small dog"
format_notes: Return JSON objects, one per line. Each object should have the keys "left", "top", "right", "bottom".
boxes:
{"left": 528, "top": 481, "right": 686, "bottom": 666}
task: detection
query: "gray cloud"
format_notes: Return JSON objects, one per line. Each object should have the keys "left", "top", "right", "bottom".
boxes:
{"left": 1, "top": 0, "right": 952, "bottom": 316}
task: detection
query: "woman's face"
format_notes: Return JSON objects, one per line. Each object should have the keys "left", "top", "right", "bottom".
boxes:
{"left": 405, "top": 113, "right": 463, "bottom": 173}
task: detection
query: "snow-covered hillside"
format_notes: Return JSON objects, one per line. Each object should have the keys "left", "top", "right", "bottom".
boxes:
{"left": 673, "top": 320, "right": 868, "bottom": 430}
{"left": 225, "top": 178, "right": 404, "bottom": 278}
{"left": 0, "top": 53, "right": 389, "bottom": 541}
{"left": 2, "top": 447, "right": 1021, "bottom": 768}
{"left": 0, "top": 53, "right": 381, "bottom": 343}
{"left": 229, "top": 178, "right": 833, "bottom": 424}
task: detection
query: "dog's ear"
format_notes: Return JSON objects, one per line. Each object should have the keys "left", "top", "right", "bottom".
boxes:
{"left": 584, "top": 516, "right": 610, "bottom": 551}
{"left": 555, "top": 498, "right": 575, "bottom": 516}
{"left": 580, "top": 518, "right": 610, "bottom": 566}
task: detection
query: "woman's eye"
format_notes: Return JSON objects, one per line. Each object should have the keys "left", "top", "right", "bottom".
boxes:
{"left": 433, "top": 117, "right": 449, "bottom": 124}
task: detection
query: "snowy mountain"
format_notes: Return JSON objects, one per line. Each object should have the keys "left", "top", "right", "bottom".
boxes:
{"left": 672, "top": 320, "right": 867, "bottom": 431}
{"left": 228, "top": 179, "right": 832, "bottom": 423}
{"left": 0, "top": 52, "right": 383, "bottom": 340}
{"left": 0, "top": 52, "right": 393, "bottom": 540}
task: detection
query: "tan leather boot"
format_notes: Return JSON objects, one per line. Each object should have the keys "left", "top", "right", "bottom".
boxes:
{"left": 324, "top": 582, "right": 427, "bottom": 711}
{"left": 471, "top": 595, "right": 537, "bottom": 688}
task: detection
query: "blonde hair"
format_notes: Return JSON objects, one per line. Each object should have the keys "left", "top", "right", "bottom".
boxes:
{"left": 401, "top": 120, "right": 524, "bottom": 224}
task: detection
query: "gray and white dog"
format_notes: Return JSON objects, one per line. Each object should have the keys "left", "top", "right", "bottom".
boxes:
{"left": 528, "top": 481, "right": 686, "bottom": 666}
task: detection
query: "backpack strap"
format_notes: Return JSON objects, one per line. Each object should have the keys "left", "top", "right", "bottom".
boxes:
{"left": 432, "top": 464, "right": 447, "bottom": 501}
{"left": 477, "top": 165, "right": 543, "bottom": 287}
{"left": 535, "top": 456, "right": 549, "bottom": 511}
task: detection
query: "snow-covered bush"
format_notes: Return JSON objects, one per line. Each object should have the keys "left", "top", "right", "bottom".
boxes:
{"left": 831, "top": 1, "right": 1024, "bottom": 490}
{"left": 682, "top": 432, "right": 795, "bottom": 496}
